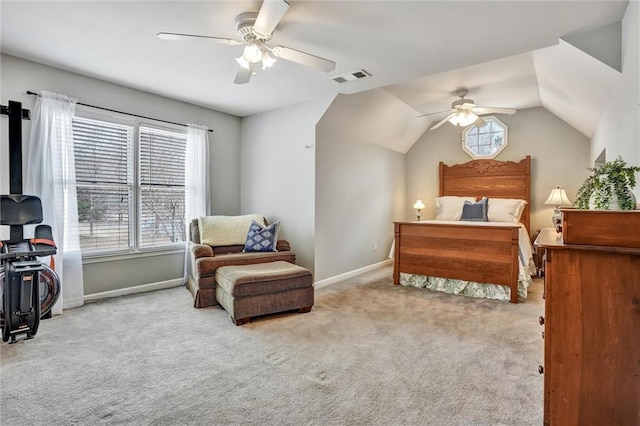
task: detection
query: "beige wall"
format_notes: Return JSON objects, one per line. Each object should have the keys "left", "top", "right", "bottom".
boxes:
{"left": 405, "top": 107, "right": 591, "bottom": 235}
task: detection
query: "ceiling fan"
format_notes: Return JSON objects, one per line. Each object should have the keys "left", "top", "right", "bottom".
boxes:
{"left": 419, "top": 89, "right": 517, "bottom": 130}
{"left": 157, "top": 0, "right": 336, "bottom": 84}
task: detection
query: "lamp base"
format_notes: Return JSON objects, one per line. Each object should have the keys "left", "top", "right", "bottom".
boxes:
{"left": 552, "top": 209, "right": 562, "bottom": 233}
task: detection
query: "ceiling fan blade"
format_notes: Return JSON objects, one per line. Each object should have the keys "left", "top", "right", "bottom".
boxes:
{"left": 418, "top": 109, "right": 452, "bottom": 118}
{"left": 253, "top": 0, "right": 290, "bottom": 37}
{"left": 472, "top": 106, "right": 517, "bottom": 115}
{"left": 271, "top": 46, "right": 336, "bottom": 72}
{"left": 430, "top": 113, "right": 457, "bottom": 130}
{"left": 474, "top": 117, "right": 486, "bottom": 127}
{"left": 157, "top": 32, "right": 242, "bottom": 46}
{"left": 234, "top": 63, "right": 255, "bottom": 85}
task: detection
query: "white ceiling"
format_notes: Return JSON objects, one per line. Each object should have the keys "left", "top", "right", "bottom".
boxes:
{"left": 0, "top": 0, "right": 628, "bottom": 125}
{"left": 385, "top": 52, "right": 541, "bottom": 115}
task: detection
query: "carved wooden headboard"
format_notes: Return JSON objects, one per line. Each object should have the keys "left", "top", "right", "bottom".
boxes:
{"left": 439, "top": 156, "right": 531, "bottom": 232}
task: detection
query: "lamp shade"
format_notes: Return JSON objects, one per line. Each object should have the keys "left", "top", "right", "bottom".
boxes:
{"left": 544, "top": 187, "right": 572, "bottom": 207}
{"left": 413, "top": 199, "right": 426, "bottom": 210}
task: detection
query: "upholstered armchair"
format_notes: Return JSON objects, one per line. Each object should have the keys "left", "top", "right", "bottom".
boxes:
{"left": 186, "top": 216, "right": 295, "bottom": 308}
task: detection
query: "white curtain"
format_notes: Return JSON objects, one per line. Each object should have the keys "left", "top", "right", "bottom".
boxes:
{"left": 184, "top": 124, "right": 210, "bottom": 283}
{"left": 26, "top": 91, "right": 84, "bottom": 314}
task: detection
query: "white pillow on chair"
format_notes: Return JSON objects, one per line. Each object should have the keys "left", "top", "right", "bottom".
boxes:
{"left": 198, "top": 214, "right": 265, "bottom": 246}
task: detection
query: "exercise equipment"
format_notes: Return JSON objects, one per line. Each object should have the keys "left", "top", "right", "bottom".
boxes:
{"left": 1, "top": 100, "right": 61, "bottom": 343}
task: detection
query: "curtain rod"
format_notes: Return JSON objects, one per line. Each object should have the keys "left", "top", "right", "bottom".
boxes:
{"left": 26, "top": 90, "right": 213, "bottom": 133}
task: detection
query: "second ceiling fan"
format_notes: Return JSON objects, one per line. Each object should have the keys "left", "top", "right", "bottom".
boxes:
{"left": 158, "top": 0, "right": 336, "bottom": 84}
{"left": 419, "top": 89, "right": 517, "bottom": 130}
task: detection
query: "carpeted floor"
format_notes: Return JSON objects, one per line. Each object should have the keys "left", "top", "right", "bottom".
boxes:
{"left": 0, "top": 265, "right": 544, "bottom": 425}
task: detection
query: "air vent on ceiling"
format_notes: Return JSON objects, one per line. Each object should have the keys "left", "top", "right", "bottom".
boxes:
{"left": 333, "top": 69, "right": 371, "bottom": 83}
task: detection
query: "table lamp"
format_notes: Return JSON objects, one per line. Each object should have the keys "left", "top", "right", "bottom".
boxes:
{"left": 413, "top": 199, "right": 425, "bottom": 221}
{"left": 544, "top": 187, "right": 572, "bottom": 227}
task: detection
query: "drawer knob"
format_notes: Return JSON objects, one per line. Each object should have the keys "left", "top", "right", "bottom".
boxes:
{"left": 541, "top": 331, "right": 545, "bottom": 339}
{"left": 538, "top": 365, "right": 544, "bottom": 375}
{"left": 538, "top": 316, "right": 545, "bottom": 325}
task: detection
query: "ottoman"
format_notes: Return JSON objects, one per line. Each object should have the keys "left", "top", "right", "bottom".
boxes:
{"left": 215, "top": 261, "right": 314, "bottom": 325}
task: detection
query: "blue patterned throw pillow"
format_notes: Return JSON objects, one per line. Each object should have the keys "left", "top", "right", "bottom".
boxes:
{"left": 243, "top": 220, "right": 280, "bottom": 252}
{"left": 460, "top": 198, "right": 488, "bottom": 222}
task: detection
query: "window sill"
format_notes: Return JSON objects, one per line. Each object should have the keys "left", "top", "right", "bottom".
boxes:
{"left": 82, "top": 246, "right": 185, "bottom": 264}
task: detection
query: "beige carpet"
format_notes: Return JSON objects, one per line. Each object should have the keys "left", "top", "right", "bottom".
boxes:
{"left": 0, "top": 265, "right": 544, "bottom": 425}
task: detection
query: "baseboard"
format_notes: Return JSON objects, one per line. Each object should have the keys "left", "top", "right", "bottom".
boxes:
{"left": 315, "top": 259, "right": 392, "bottom": 289}
{"left": 84, "top": 260, "right": 393, "bottom": 301}
{"left": 84, "top": 278, "right": 184, "bottom": 302}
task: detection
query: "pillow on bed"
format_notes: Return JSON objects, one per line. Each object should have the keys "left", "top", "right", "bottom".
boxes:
{"left": 487, "top": 198, "right": 527, "bottom": 223}
{"left": 460, "top": 198, "right": 488, "bottom": 222}
{"left": 435, "top": 196, "right": 477, "bottom": 221}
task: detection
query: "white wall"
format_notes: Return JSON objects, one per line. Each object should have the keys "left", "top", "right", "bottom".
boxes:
{"left": 315, "top": 126, "right": 405, "bottom": 281}
{"left": 0, "top": 54, "right": 242, "bottom": 296}
{"left": 405, "top": 107, "right": 591, "bottom": 235}
{"left": 591, "top": 1, "right": 640, "bottom": 199}
{"left": 240, "top": 96, "right": 335, "bottom": 274}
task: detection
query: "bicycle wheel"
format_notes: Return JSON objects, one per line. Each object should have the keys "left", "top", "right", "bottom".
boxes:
{"left": 1, "top": 266, "right": 10, "bottom": 342}
{"left": 0, "top": 267, "right": 4, "bottom": 329}
{"left": 39, "top": 264, "right": 60, "bottom": 318}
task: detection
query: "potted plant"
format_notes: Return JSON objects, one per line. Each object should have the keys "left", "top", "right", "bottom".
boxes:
{"left": 574, "top": 156, "right": 640, "bottom": 210}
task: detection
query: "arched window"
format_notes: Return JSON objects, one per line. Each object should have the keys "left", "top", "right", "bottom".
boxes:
{"left": 462, "top": 116, "right": 508, "bottom": 159}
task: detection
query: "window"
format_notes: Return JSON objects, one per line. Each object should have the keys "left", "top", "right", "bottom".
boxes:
{"left": 462, "top": 116, "right": 508, "bottom": 159}
{"left": 73, "top": 115, "right": 187, "bottom": 254}
{"left": 73, "top": 117, "right": 133, "bottom": 251}
{"left": 139, "top": 127, "right": 186, "bottom": 247}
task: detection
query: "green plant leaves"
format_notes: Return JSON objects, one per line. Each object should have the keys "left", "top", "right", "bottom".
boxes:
{"left": 574, "top": 156, "right": 640, "bottom": 210}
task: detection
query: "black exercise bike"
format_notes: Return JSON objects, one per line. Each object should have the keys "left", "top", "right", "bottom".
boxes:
{"left": 0, "top": 194, "right": 61, "bottom": 343}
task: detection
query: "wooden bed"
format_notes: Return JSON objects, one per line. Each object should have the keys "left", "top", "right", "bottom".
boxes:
{"left": 393, "top": 156, "right": 531, "bottom": 303}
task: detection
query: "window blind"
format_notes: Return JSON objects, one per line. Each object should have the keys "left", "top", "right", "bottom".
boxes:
{"left": 73, "top": 117, "right": 133, "bottom": 251}
{"left": 72, "top": 117, "right": 188, "bottom": 253}
{"left": 139, "top": 126, "right": 187, "bottom": 246}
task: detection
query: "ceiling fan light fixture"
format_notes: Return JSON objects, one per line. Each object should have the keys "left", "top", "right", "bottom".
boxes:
{"left": 449, "top": 110, "right": 479, "bottom": 127}
{"left": 242, "top": 43, "right": 263, "bottom": 64}
{"left": 261, "top": 51, "right": 276, "bottom": 69}
{"left": 235, "top": 55, "right": 251, "bottom": 70}
{"left": 160, "top": 0, "right": 336, "bottom": 84}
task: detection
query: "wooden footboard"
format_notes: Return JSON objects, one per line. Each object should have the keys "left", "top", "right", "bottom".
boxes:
{"left": 393, "top": 221, "right": 521, "bottom": 303}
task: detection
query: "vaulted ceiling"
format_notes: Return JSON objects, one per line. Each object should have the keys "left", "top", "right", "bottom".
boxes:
{"left": 1, "top": 1, "right": 629, "bottom": 152}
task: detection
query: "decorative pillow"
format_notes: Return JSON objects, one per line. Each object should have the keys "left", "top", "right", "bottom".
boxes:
{"left": 243, "top": 220, "right": 280, "bottom": 253}
{"left": 460, "top": 198, "right": 488, "bottom": 222}
{"left": 487, "top": 198, "right": 527, "bottom": 223}
{"left": 435, "top": 196, "right": 477, "bottom": 221}
{"left": 198, "top": 214, "right": 265, "bottom": 246}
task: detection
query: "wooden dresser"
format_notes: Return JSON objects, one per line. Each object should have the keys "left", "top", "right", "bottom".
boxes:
{"left": 534, "top": 210, "right": 640, "bottom": 426}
